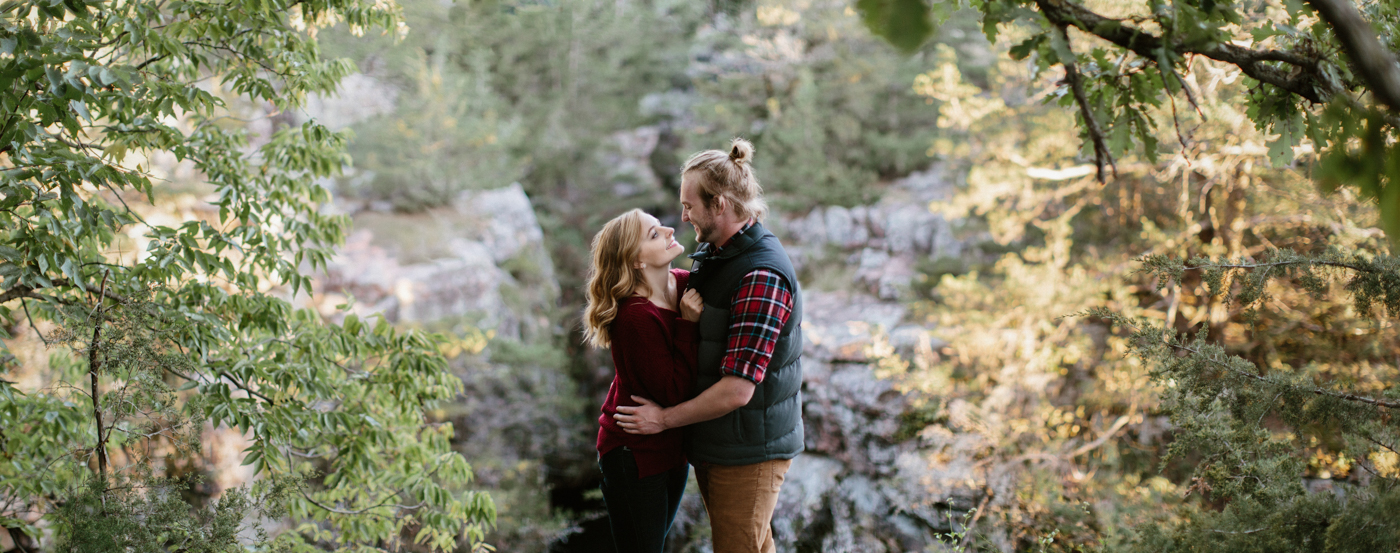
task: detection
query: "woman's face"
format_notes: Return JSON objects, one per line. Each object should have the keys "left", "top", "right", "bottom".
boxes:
{"left": 635, "top": 213, "right": 683, "bottom": 269}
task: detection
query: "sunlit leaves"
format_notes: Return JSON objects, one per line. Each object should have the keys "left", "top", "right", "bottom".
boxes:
{"left": 856, "top": 0, "right": 1400, "bottom": 245}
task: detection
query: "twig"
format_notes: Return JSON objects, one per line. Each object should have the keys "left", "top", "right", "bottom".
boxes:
{"left": 20, "top": 298, "right": 49, "bottom": 346}
{"left": 218, "top": 371, "right": 277, "bottom": 405}
{"left": 1361, "top": 434, "right": 1400, "bottom": 457}
{"left": 1208, "top": 527, "right": 1267, "bottom": 535}
{"left": 89, "top": 313, "right": 108, "bottom": 481}
{"left": 1056, "top": 25, "right": 1117, "bottom": 182}
{"left": 1306, "top": 0, "right": 1400, "bottom": 113}
{"left": 1069, "top": 415, "right": 1131, "bottom": 457}
{"left": 299, "top": 489, "right": 426, "bottom": 516}
{"left": 1166, "top": 341, "right": 1400, "bottom": 409}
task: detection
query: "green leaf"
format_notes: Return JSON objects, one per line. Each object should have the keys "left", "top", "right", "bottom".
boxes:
{"left": 1268, "top": 114, "right": 1304, "bottom": 167}
{"left": 1010, "top": 33, "right": 1047, "bottom": 61}
{"left": 856, "top": 0, "right": 935, "bottom": 54}
{"left": 68, "top": 99, "right": 92, "bottom": 122}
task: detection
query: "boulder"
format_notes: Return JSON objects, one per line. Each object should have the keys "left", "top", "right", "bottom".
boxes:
{"left": 310, "top": 183, "right": 557, "bottom": 340}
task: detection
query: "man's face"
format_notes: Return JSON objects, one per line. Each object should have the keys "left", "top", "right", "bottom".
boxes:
{"left": 679, "top": 174, "right": 718, "bottom": 243}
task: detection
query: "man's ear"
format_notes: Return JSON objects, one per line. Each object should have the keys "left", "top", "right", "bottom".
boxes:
{"left": 714, "top": 195, "right": 729, "bottom": 215}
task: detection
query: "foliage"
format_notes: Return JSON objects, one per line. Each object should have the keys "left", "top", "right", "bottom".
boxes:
{"left": 339, "top": 47, "right": 523, "bottom": 212}
{"left": 863, "top": 0, "right": 1400, "bottom": 245}
{"left": 321, "top": 0, "right": 945, "bottom": 218}
{"left": 1091, "top": 248, "right": 1400, "bottom": 551}
{"left": 51, "top": 476, "right": 278, "bottom": 553}
{"left": 887, "top": 14, "right": 1395, "bottom": 548}
{"left": 0, "top": 0, "right": 492, "bottom": 549}
{"left": 684, "top": 0, "right": 945, "bottom": 209}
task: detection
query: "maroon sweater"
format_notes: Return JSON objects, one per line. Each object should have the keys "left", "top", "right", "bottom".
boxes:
{"left": 597, "top": 269, "right": 699, "bottom": 478}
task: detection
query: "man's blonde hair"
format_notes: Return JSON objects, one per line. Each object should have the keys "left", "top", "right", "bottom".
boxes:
{"left": 681, "top": 137, "right": 767, "bottom": 221}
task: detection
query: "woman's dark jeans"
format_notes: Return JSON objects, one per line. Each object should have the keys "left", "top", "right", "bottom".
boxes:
{"left": 598, "top": 447, "right": 688, "bottom": 553}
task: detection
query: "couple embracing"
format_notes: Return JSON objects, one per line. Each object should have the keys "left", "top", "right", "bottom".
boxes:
{"left": 583, "top": 138, "right": 804, "bottom": 553}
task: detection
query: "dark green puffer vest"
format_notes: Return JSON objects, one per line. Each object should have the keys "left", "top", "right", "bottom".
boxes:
{"left": 685, "top": 222, "right": 804, "bottom": 466}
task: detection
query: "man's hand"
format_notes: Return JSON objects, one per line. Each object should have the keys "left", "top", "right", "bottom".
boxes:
{"left": 614, "top": 396, "right": 667, "bottom": 435}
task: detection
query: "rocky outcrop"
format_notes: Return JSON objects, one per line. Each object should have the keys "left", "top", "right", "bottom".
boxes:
{"left": 299, "top": 73, "right": 400, "bottom": 131}
{"left": 778, "top": 291, "right": 979, "bottom": 552}
{"left": 778, "top": 165, "right": 964, "bottom": 300}
{"left": 309, "top": 183, "right": 558, "bottom": 341}
{"left": 665, "top": 290, "right": 984, "bottom": 553}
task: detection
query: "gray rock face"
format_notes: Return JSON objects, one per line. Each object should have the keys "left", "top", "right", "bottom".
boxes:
{"left": 299, "top": 73, "right": 400, "bottom": 131}
{"left": 308, "top": 183, "right": 557, "bottom": 340}
{"left": 599, "top": 126, "right": 664, "bottom": 198}
{"left": 779, "top": 164, "right": 964, "bottom": 301}
{"left": 742, "top": 290, "right": 984, "bottom": 553}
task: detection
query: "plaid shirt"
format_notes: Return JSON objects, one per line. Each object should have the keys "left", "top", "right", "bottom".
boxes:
{"left": 713, "top": 222, "right": 794, "bottom": 385}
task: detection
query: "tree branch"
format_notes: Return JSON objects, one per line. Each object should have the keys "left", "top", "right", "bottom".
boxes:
{"left": 300, "top": 489, "right": 425, "bottom": 516}
{"left": 1033, "top": 0, "right": 1334, "bottom": 104}
{"left": 88, "top": 291, "right": 109, "bottom": 481}
{"left": 1057, "top": 25, "right": 1117, "bottom": 181}
{"left": 1069, "top": 414, "right": 1132, "bottom": 457}
{"left": 219, "top": 371, "right": 277, "bottom": 405}
{"left": 0, "top": 284, "right": 40, "bottom": 304}
{"left": 1183, "top": 259, "right": 1371, "bottom": 273}
{"left": 0, "top": 277, "right": 130, "bottom": 306}
{"left": 1168, "top": 341, "right": 1400, "bottom": 409}
{"left": 1306, "top": 0, "right": 1400, "bottom": 113}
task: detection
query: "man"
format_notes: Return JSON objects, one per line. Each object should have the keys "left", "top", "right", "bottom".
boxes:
{"left": 614, "top": 138, "right": 803, "bottom": 553}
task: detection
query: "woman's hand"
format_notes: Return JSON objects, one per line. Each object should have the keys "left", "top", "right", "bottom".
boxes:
{"left": 679, "top": 289, "right": 704, "bottom": 322}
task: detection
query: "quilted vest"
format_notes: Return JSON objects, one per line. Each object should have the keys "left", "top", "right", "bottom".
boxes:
{"left": 685, "top": 222, "right": 804, "bottom": 465}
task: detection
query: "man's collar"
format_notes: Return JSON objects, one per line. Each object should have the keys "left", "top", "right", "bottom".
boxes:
{"left": 715, "top": 219, "right": 755, "bottom": 251}
{"left": 689, "top": 220, "right": 760, "bottom": 263}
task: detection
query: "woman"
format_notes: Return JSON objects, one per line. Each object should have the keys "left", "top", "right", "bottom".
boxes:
{"left": 583, "top": 208, "right": 704, "bottom": 553}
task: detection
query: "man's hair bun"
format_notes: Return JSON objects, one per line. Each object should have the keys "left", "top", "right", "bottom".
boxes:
{"left": 728, "top": 137, "right": 754, "bottom": 165}
{"left": 681, "top": 137, "right": 767, "bottom": 221}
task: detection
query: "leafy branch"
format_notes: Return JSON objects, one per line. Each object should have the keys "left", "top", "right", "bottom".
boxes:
{"left": 1032, "top": 0, "right": 1337, "bottom": 104}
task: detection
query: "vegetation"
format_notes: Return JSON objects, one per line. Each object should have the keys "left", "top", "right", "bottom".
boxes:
{"left": 4, "top": 0, "right": 1398, "bottom": 549}
{"left": 865, "top": 0, "right": 1400, "bottom": 548}
{"left": 0, "top": 0, "right": 491, "bottom": 550}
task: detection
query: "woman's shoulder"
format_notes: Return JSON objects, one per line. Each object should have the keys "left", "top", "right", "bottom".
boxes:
{"left": 671, "top": 267, "right": 691, "bottom": 288}
{"left": 613, "top": 297, "right": 661, "bottom": 324}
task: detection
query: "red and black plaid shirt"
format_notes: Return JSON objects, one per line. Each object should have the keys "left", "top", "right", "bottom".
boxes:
{"left": 713, "top": 221, "right": 793, "bottom": 384}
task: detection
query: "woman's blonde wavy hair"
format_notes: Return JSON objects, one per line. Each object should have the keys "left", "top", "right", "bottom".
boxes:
{"left": 583, "top": 209, "right": 650, "bottom": 349}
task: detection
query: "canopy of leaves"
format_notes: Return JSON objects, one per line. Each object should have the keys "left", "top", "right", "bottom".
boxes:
{"left": 862, "top": 0, "right": 1400, "bottom": 244}
{"left": 0, "top": 0, "right": 492, "bottom": 549}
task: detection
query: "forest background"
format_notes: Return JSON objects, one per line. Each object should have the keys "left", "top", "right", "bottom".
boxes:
{"left": 2, "top": 0, "right": 1398, "bottom": 550}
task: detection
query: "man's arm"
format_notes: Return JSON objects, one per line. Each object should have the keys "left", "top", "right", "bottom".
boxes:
{"left": 613, "top": 375, "right": 754, "bottom": 434}
{"left": 615, "top": 268, "right": 793, "bottom": 435}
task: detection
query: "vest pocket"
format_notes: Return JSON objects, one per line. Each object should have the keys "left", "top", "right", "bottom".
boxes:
{"left": 740, "top": 408, "right": 764, "bottom": 444}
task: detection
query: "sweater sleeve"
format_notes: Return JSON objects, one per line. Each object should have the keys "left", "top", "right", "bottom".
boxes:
{"left": 611, "top": 303, "right": 699, "bottom": 408}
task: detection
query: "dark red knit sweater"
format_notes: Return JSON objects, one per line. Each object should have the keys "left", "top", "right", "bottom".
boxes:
{"left": 597, "top": 268, "right": 699, "bottom": 478}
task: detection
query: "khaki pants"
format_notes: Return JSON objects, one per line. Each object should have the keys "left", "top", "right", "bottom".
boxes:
{"left": 694, "top": 458, "right": 792, "bottom": 553}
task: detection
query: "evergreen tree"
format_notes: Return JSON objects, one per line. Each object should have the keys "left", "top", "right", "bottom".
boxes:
{"left": 863, "top": 0, "right": 1400, "bottom": 548}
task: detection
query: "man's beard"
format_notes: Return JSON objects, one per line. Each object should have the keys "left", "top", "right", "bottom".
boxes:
{"left": 693, "top": 220, "right": 716, "bottom": 244}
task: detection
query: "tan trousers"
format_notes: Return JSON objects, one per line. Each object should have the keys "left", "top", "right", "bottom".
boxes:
{"left": 694, "top": 458, "right": 792, "bottom": 553}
